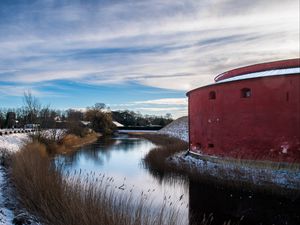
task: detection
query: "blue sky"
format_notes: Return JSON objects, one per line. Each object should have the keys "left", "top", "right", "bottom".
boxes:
{"left": 0, "top": 0, "right": 299, "bottom": 118}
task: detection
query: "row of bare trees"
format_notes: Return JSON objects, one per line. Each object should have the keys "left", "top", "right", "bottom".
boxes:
{"left": 0, "top": 92, "right": 117, "bottom": 136}
{"left": 0, "top": 92, "right": 64, "bottom": 129}
{"left": 1, "top": 92, "right": 173, "bottom": 135}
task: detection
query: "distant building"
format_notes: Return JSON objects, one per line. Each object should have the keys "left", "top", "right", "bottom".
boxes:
{"left": 187, "top": 58, "right": 300, "bottom": 163}
{"left": 6, "top": 112, "right": 16, "bottom": 128}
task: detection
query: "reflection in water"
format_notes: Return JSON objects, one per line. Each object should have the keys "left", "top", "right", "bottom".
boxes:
{"left": 189, "top": 181, "right": 300, "bottom": 225}
{"left": 57, "top": 135, "right": 190, "bottom": 222}
{"left": 57, "top": 136, "right": 300, "bottom": 225}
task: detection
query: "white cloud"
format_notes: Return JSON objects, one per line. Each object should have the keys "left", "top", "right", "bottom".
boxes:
{"left": 0, "top": 0, "right": 298, "bottom": 91}
{"left": 136, "top": 107, "right": 186, "bottom": 112}
{"left": 134, "top": 98, "right": 187, "bottom": 105}
{"left": 133, "top": 107, "right": 188, "bottom": 119}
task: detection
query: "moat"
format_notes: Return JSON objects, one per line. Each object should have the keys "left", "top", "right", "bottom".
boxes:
{"left": 57, "top": 135, "right": 300, "bottom": 225}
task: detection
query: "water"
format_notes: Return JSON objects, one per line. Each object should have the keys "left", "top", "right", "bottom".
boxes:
{"left": 57, "top": 135, "right": 300, "bottom": 225}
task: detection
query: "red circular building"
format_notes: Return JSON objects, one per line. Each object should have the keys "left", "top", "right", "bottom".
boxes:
{"left": 187, "top": 58, "right": 300, "bottom": 163}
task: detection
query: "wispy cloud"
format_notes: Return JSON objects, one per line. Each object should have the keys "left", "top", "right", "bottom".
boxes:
{"left": 109, "top": 98, "right": 188, "bottom": 118}
{"left": 134, "top": 98, "right": 187, "bottom": 105}
{"left": 0, "top": 0, "right": 298, "bottom": 110}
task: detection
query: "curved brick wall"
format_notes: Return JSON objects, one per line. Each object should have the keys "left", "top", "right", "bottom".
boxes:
{"left": 187, "top": 60, "right": 300, "bottom": 163}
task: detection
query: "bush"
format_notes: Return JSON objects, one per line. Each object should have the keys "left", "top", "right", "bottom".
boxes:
{"left": 85, "top": 108, "right": 116, "bottom": 135}
{"left": 66, "top": 121, "right": 90, "bottom": 137}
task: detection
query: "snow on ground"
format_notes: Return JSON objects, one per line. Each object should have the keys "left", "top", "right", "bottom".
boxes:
{"left": 158, "top": 116, "right": 300, "bottom": 190}
{"left": 0, "top": 133, "right": 30, "bottom": 225}
{"left": 158, "top": 116, "right": 188, "bottom": 142}
{"left": 39, "top": 129, "right": 66, "bottom": 141}
{"left": 0, "top": 168, "right": 14, "bottom": 225}
{"left": 0, "top": 133, "right": 29, "bottom": 153}
{"left": 169, "top": 153, "right": 300, "bottom": 190}
{"left": 0, "top": 130, "right": 62, "bottom": 225}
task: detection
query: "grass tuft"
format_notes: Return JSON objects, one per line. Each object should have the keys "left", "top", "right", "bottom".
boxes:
{"left": 141, "top": 134, "right": 188, "bottom": 174}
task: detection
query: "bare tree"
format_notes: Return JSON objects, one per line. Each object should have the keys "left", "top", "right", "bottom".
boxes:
{"left": 23, "top": 91, "right": 41, "bottom": 125}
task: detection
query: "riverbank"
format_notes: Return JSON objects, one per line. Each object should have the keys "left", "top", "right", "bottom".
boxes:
{"left": 140, "top": 133, "right": 300, "bottom": 197}
{"left": 32, "top": 131, "right": 101, "bottom": 155}
{"left": 0, "top": 163, "right": 42, "bottom": 225}
{"left": 170, "top": 152, "right": 300, "bottom": 196}
{"left": 0, "top": 130, "right": 101, "bottom": 225}
{"left": 58, "top": 132, "right": 102, "bottom": 152}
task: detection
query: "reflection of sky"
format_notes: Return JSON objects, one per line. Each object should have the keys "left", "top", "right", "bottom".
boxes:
{"left": 58, "top": 137, "right": 189, "bottom": 221}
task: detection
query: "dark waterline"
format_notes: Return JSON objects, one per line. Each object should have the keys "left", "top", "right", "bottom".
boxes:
{"left": 57, "top": 136, "right": 300, "bottom": 225}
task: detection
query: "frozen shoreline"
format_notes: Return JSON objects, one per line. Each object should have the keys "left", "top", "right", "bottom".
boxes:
{"left": 157, "top": 117, "right": 300, "bottom": 192}
{"left": 0, "top": 132, "right": 59, "bottom": 225}
{"left": 169, "top": 152, "right": 300, "bottom": 192}
{"left": 0, "top": 133, "right": 30, "bottom": 225}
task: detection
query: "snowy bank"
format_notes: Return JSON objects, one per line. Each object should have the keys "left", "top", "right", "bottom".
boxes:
{"left": 0, "top": 130, "right": 65, "bottom": 225}
{"left": 169, "top": 152, "right": 300, "bottom": 191}
{"left": 0, "top": 134, "right": 29, "bottom": 153}
{"left": 0, "top": 134, "right": 29, "bottom": 225}
{"left": 39, "top": 129, "right": 66, "bottom": 141}
{"left": 0, "top": 168, "right": 14, "bottom": 225}
{"left": 158, "top": 116, "right": 188, "bottom": 142}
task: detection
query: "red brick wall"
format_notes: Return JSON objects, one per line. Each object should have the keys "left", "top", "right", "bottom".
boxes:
{"left": 188, "top": 74, "right": 300, "bottom": 163}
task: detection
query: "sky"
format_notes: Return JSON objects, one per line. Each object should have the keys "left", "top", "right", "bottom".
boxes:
{"left": 0, "top": 0, "right": 299, "bottom": 118}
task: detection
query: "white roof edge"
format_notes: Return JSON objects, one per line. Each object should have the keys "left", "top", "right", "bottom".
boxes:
{"left": 216, "top": 67, "right": 300, "bottom": 83}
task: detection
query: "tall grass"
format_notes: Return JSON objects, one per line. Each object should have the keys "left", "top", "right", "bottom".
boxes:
{"left": 10, "top": 141, "right": 187, "bottom": 225}
{"left": 141, "top": 134, "right": 188, "bottom": 174}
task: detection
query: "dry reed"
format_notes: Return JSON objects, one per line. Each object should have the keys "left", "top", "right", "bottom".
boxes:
{"left": 10, "top": 141, "right": 186, "bottom": 225}
{"left": 141, "top": 134, "right": 188, "bottom": 173}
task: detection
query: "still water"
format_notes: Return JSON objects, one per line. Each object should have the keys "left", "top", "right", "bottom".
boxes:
{"left": 57, "top": 135, "right": 300, "bottom": 225}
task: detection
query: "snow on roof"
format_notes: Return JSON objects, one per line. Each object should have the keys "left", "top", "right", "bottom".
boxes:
{"left": 113, "top": 121, "right": 124, "bottom": 127}
{"left": 80, "top": 121, "right": 91, "bottom": 126}
{"left": 215, "top": 58, "right": 300, "bottom": 82}
{"left": 216, "top": 67, "right": 300, "bottom": 84}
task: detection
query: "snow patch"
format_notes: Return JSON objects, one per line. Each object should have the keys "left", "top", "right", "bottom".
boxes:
{"left": 281, "top": 143, "right": 289, "bottom": 154}
{"left": 39, "top": 129, "right": 66, "bottom": 141}
{"left": 158, "top": 116, "right": 188, "bottom": 142}
{"left": 169, "top": 153, "right": 300, "bottom": 190}
{"left": 0, "top": 168, "right": 14, "bottom": 225}
{"left": 0, "top": 134, "right": 29, "bottom": 153}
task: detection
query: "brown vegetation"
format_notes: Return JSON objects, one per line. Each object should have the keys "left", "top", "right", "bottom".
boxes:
{"left": 31, "top": 131, "right": 101, "bottom": 155}
{"left": 59, "top": 133, "right": 101, "bottom": 151}
{"left": 141, "top": 134, "right": 188, "bottom": 173}
{"left": 10, "top": 142, "right": 184, "bottom": 225}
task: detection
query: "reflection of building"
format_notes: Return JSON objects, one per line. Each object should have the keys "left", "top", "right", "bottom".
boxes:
{"left": 187, "top": 59, "right": 300, "bottom": 162}
{"left": 188, "top": 180, "right": 300, "bottom": 225}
